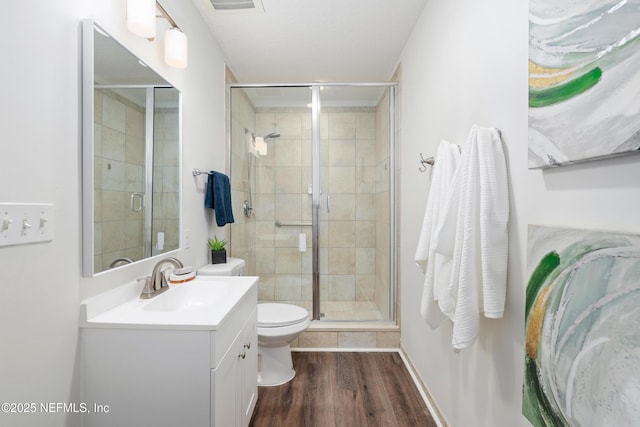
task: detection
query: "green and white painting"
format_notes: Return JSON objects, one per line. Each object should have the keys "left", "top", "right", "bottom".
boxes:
{"left": 528, "top": 1, "right": 640, "bottom": 168}
{"left": 523, "top": 225, "right": 640, "bottom": 426}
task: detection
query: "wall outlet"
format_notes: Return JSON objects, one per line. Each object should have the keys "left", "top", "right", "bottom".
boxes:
{"left": 184, "top": 228, "right": 191, "bottom": 249}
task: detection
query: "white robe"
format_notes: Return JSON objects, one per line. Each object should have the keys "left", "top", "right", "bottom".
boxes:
{"left": 414, "top": 140, "right": 460, "bottom": 328}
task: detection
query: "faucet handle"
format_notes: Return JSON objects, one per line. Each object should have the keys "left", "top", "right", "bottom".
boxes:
{"left": 148, "top": 257, "right": 184, "bottom": 297}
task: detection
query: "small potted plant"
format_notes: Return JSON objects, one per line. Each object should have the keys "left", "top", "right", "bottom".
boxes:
{"left": 208, "top": 236, "right": 227, "bottom": 264}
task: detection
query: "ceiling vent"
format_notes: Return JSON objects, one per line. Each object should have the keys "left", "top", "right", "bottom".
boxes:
{"left": 209, "top": 0, "right": 264, "bottom": 11}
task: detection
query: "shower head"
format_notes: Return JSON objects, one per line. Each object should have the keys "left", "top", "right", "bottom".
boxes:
{"left": 263, "top": 132, "right": 280, "bottom": 141}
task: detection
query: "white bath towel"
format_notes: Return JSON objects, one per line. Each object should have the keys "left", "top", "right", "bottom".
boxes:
{"left": 432, "top": 125, "right": 509, "bottom": 351}
{"left": 414, "top": 140, "right": 460, "bottom": 328}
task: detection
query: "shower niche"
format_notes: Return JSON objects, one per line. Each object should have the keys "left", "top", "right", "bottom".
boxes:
{"left": 229, "top": 84, "right": 396, "bottom": 323}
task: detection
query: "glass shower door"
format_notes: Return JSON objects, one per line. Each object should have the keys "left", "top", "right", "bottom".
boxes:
{"left": 316, "top": 85, "right": 394, "bottom": 321}
{"left": 234, "top": 86, "right": 315, "bottom": 316}
{"left": 229, "top": 84, "right": 395, "bottom": 323}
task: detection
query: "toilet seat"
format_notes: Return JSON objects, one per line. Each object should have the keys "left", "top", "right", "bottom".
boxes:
{"left": 258, "top": 303, "right": 309, "bottom": 328}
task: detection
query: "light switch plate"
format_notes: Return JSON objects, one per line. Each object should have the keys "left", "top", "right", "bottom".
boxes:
{"left": 184, "top": 228, "right": 191, "bottom": 249}
{"left": 0, "top": 203, "right": 54, "bottom": 247}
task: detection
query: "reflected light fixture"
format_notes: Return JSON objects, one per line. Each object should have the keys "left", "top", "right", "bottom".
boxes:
{"left": 164, "top": 27, "right": 188, "bottom": 69}
{"left": 126, "top": 0, "right": 189, "bottom": 69}
{"left": 126, "top": 0, "right": 156, "bottom": 38}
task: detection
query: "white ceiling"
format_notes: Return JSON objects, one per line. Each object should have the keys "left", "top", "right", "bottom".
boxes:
{"left": 190, "top": 0, "right": 428, "bottom": 83}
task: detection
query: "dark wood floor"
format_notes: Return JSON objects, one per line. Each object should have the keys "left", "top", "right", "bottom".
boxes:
{"left": 250, "top": 352, "right": 437, "bottom": 427}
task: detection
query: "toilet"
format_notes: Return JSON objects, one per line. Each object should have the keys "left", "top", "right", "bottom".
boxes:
{"left": 196, "top": 257, "right": 246, "bottom": 276}
{"left": 197, "top": 258, "right": 310, "bottom": 387}
{"left": 257, "top": 303, "right": 310, "bottom": 386}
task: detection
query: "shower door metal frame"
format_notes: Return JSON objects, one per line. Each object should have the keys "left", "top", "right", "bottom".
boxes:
{"left": 228, "top": 82, "right": 399, "bottom": 322}
{"left": 311, "top": 86, "right": 322, "bottom": 320}
{"left": 389, "top": 85, "right": 398, "bottom": 322}
{"left": 143, "top": 87, "right": 155, "bottom": 259}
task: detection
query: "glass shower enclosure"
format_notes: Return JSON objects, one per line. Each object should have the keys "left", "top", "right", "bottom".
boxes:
{"left": 92, "top": 86, "right": 180, "bottom": 273}
{"left": 229, "top": 83, "right": 396, "bottom": 322}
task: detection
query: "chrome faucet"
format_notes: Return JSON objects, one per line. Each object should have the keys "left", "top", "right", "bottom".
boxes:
{"left": 139, "top": 257, "right": 184, "bottom": 299}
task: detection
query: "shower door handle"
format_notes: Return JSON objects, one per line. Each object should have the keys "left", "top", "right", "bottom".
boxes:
{"left": 130, "top": 193, "right": 143, "bottom": 213}
{"left": 326, "top": 194, "right": 331, "bottom": 213}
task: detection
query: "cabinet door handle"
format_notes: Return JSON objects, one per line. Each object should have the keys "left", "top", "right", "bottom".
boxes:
{"left": 238, "top": 351, "right": 246, "bottom": 359}
{"left": 244, "top": 342, "right": 251, "bottom": 350}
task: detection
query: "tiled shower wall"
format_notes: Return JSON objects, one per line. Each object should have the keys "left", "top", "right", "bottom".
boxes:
{"left": 252, "top": 107, "right": 317, "bottom": 304}
{"left": 229, "top": 89, "right": 256, "bottom": 270}
{"left": 251, "top": 106, "right": 390, "bottom": 318}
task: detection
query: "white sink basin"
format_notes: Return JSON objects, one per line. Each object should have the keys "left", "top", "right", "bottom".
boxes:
{"left": 143, "top": 282, "right": 231, "bottom": 312}
{"left": 80, "top": 276, "right": 258, "bottom": 330}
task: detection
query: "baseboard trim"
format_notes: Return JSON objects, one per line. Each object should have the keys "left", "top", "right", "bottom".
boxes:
{"left": 398, "top": 345, "right": 448, "bottom": 427}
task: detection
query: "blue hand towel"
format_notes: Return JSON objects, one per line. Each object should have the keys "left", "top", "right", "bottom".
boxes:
{"left": 205, "top": 171, "right": 235, "bottom": 227}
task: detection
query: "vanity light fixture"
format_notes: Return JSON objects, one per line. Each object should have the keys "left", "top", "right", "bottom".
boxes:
{"left": 126, "top": 0, "right": 189, "bottom": 69}
{"left": 155, "top": 2, "right": 188, "bottom": 68}
{"left": 164, "top": 27, "right": 188, "bottom": 68}
{"left": 126, "top": 0, "right": 156, "bottom": 38}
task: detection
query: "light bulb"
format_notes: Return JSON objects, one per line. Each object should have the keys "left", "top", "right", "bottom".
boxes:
{"left": 165, "top": 28, "right": 188, "bottom": 68}
{"left": 126, "top": 0, "right": 156, "bottom": 38}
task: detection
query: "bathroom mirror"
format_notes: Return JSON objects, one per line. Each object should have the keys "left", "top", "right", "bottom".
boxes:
{"left": 82, "top": 20, "right": 181, "bottom": 276}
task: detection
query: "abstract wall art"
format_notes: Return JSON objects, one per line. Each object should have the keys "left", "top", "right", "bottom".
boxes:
{"left": 528, "top": 1, "right": 640, "bottom": 168}
{"left": 524, "top": 225, "right": 640, "bottom": 426}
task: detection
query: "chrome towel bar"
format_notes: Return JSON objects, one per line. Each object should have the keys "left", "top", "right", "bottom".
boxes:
{"left": 275, "top": 220, "right": 312, "bottom": 227}
{"left": 192, "top": 168, "right": 213, "bottom": 176}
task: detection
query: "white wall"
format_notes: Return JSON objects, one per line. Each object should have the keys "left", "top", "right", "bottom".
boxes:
{"left": 399, "top": 0, "right": 640, "bottom": 426}
{"left": 0, "top": 2, "right": 226, "bottom": 426}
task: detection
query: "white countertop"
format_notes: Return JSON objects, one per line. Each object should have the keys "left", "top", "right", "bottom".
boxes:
{"left": 80, "top": 276, "right": 258, "bottom": 330}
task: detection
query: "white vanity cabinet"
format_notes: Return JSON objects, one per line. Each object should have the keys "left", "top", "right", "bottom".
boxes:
{"left": 80, "top": 278, "right": 258, "bottom": 427}
{"left": 211, "top": 308, "right": 257, "bottom": 427}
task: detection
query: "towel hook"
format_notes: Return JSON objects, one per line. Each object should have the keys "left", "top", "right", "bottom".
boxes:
{"left": 419, "top": 153, "right": 435, "bottom": 172}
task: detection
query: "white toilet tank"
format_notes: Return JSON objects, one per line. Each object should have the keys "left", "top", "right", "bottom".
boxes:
{"left": 197, "top": 257, "right": 245, "bottom": 276}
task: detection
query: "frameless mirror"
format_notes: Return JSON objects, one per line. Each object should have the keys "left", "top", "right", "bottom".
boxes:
{"left": 82, "top": 20, "right": 181, "bottom": 276}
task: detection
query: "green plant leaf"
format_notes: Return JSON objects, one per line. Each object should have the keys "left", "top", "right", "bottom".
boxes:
{"left": 208, "top": 236, "right": 227, "bottom": 251}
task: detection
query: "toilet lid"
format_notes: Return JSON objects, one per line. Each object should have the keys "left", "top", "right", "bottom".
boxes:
{"left": 258, "top": 303, "right": 309, "bottom": 327}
